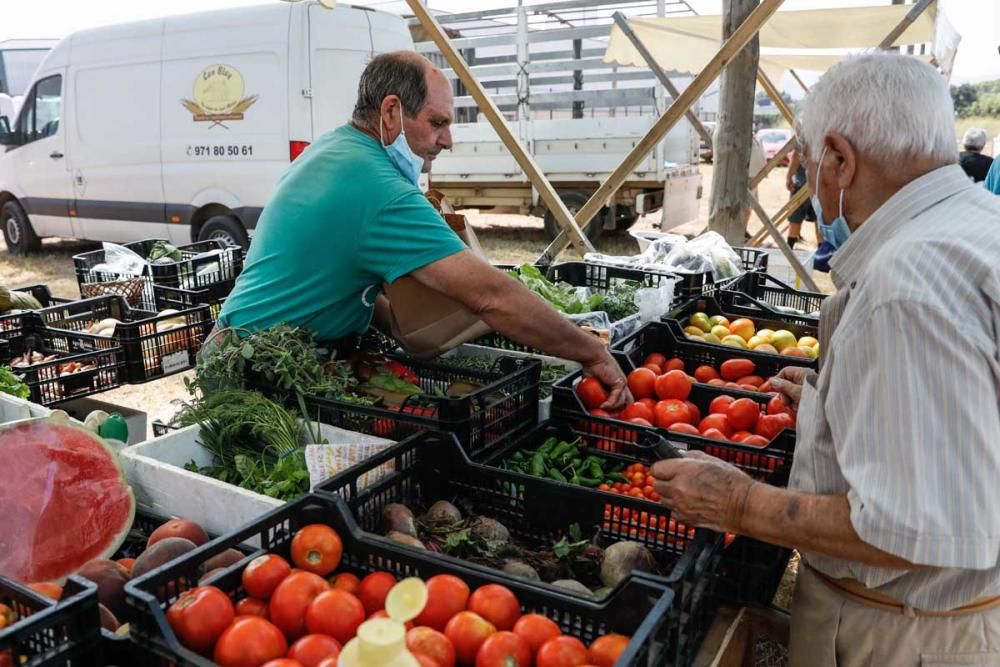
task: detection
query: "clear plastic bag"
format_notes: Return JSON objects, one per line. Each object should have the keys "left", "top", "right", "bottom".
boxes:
{"left": 91, "top": 242, "right": 148, "bottom": 277}
{"left": 586, "top": 231, "right": 746, "bottom": 281}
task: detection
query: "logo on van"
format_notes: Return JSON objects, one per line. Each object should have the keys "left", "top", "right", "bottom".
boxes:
{"left": 181, "top": 64, "right": 258, "bottom": 128}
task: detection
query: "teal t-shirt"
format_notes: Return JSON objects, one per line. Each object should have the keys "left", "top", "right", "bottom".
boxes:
{"left": 219, "top": 124, "right": 467, "bottom": 341}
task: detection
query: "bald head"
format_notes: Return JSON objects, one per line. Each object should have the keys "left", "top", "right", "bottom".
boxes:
{"left": 352, "top": 51, "right": 443, "bottom": 125}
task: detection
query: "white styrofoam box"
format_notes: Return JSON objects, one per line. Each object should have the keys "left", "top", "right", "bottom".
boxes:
{"left": 759, "top": 248, "right": 815, "bottom": 288}
{"left": 444, "top": 344, "right": 580, "bottom": 423}
{"left": 58, "top": 397, "right": 148, "bottom": 444}
{"left": 121, "top": 422, "right": 388, "bottom": 539}
{"left": 0, "top": 393, "right": 51, "bottom": 423}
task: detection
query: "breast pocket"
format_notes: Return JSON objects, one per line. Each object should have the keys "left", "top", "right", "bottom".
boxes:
{"left": 921, "top": 652, "right": 1000, "bottom": 666}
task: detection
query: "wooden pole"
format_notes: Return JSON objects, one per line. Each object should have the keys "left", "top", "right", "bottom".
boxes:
{"left": 539, "top": 0, "right": 784, "bottom": 262}
{"left": 789, "top": 68, "right": 809, "bottom": 93}
{"left": 749, "top": 139, "right": 794, "bottom": 188}
{"left": 748, "top": 186, "right": 808, "bottom": 245}
{"left": 748, "top": 193, "right": 819, "bottom": 291}
{"left": 403, "top": 0, "right": 597, "bottom": 253}
{"left": 880, "top": 0, "right": 935, "bottom": 50}
{"left": 756, "top": 69, "right": 794, "bottom": 124}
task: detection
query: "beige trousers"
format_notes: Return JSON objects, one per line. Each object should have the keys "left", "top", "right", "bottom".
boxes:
{"left": 789, "top": 566, "right": 1000, "bottom": 667}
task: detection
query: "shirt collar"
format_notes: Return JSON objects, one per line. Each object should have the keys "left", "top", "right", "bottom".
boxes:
{"left": 829, "top": 165, "right": 973, "bottom": 289}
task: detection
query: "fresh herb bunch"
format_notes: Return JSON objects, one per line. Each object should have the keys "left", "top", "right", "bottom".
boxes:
{"left": 510, "top": 264, "right": 603, "bottom": 314}
{"left": 440, "top": 354, "right": 568, "bottom": 399}
{"left": 0, "top": 365, "right": 29, "bottom": 399}
{"left": 178, "top": 388, "right": 322, "bottom": 500}
{"left": 189, "top": 324, "right": 355, "bottom": 402}
{"left": 596, "top": 281, "right": 641, "bottom": 321}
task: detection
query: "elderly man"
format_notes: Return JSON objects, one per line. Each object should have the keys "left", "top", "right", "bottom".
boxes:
{"left": 218, "top": 51, "right": 629, "bottom": 408}
{"left": 959, "top": 127, "right": 993, "bottom": 183}
{"left": 653, "top": 53, "right": 1000, "bottom": 665}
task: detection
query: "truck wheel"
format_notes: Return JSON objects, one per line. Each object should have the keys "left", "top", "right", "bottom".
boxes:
{"left": 542, "top": 191, "right": 603, "bottom": 244}
{"left": 1, "top": 200, "right": 42, "bottom": 255}
{"left": 614, "top": 210, "right": 639, "bottom": 231}
{"left": 198, "top": 215, "right": 249, "bottom": 250}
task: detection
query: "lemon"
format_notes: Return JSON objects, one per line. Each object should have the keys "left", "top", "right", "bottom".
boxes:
{"left": 756, "top": 329, "right": 775, "bottom": 344}
{"left": 683, "top": 326, "right": 705, "bottom": 337}
{"left": 708, "top": 315, "right": 731, "bottom": 329}
{"left": 721, "top": 335, "right": 749, "bottom": 349}
{"left": 690, "top": 312, "right": 712, "bottom": 333}
{"left": 800, "top": 345, "right": 819, "bottom": 360}
{"left": 702, "top": 333, "right": 722, "bottom": 344}
{"left": 771, "top": 330, "right": 797, "bottom": 351}
{"left": 710, "top": 325, "right": 731, "bottom": 340}
{"left": 798, "top": 336, "right": 819, "bottom": 348}
{"left": 384, "top": 578, "right": 428, "bottom": 623}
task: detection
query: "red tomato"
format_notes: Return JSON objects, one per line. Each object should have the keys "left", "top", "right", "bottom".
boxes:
{"left": 357, "top": 571, "right": 397, "bottom": 616}
{"left": 243, "top": 554, "right": 292, "bottom": 600}
{"left": 576, "top": 377, "right": 609, "bottom": 410}
{"left": 663, "top": 358, "right": 685, "bottom": 372}
{"left": 667, "top": 422, "right": 700, "bottom": 435}
{"left": 699, "top": 413, "right": 731, "bottom": 436}
{"left": 683, "top": 400, "right": 701, "bottom": 425}
{"left": 261, "top": 660, "right": 304, "bottom": 667}
{"left": 720, "top": 359, "right": 755, "bottom": 382}
{"left": 468, "top": 584, "right": 521, "bottom": 632}
{"left": 621, "top": 402, "right": 654, "bottom": 423}
{"left": 512, "top": 614, "right": 561, "bottom": 656}
{"left": 736, "top": 375, "right": 764, "bottom": 388}
{"left": 654, "top": 370, "right": 691, "bottom": 401}
{"left": 445, "top": 612, "right": 497, "bottom": 665}
{"left": 638, "top": 398, "right": 657, "bottom": 412}
{"left": 588, "top": 634, "right": 631, "bottom": 667}
{"left": 269, "top": 571, "right": 330, "bottom": 641}
{"left": 415, "top": 575, "right": 470, "bottom": 631}
{"left": 235, "top": 597, "right": 269, "bottom": 619}
{"left": 214, "top": 617, "right": 288, "bottom": 667}
{"left": 535, "top": 636, "right": 589, "bottom": 667}
{"left": 290, "top": 525, "right": 343, "bottom": 577}
{"left": 408, "top": 627, "right": 457, "bottom": 667}
{"left": 707, "top": 378, "right": 726, "bottom": 386}
{"left": 754, "top": 413, "right": 786, "bottom": 440}
{"left": 306, "top": 590, "right": 365, "bottom": 644}
{"left": 167, "top": 586, "right": 235, "bottom": 654}
{"left": 654, "top": 399, "right": 690, "bottom": 429}
{"left": 758, "top": 379, "right": 774, "bottom": 393}
{"left": 626, "top": 368, "right": 657, "bottom": 400}
{"left": 329, "top": 572, "right": 361, "bottom": 595}
{"left": 730, "top": 431, "right": 754, "bottom": 443}
{"left": 643, "top": 353, "right": 667, "bottom": 368}
{"left": 476, "top": 631, "right": 532, "bottom": 667}
{"left": 724, "top": 382, "right": 744, "bottom": 390}
{"left": 773, "top": 412, "right": 796, "bottom": 429}
{"left": 287, "top": 634, "right": 341, "bottom": 667}
{"left": 702, "top": 428, "right": 728, "bottom": 441}
{"left": 743, "top": 435, "right": 770, "bottom": 447}
{"left": 641, "top": 363, "right": 662, "bottom": 375}
{"left": 725, "top": 398, "right": 760, "bottom": 431}
{"left": 767, "top": 394, "right": 792, "bottom": 416}
{"left": 693, "top": 365, "right": 721, "bottom": 383}
{"left": 628, "top": 417, "right": 653, "bottom": 427}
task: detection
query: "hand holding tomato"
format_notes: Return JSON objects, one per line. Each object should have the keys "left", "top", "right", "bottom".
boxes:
{"left": 650, "top": 450, "right": 756, "bottom": 533}
{"left": 768, "top": 366, "right": 816, "bottom": 412}
{"left": 579, "top": 351, "right": 633, "bottom": 411}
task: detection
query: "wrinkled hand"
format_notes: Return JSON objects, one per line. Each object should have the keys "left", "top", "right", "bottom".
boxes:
{"left": 768, "top": 366, "right": 816, "bottom": 413}
{"left": 583, "top": 350, "right": 633, "bottom": 411}
{"left": 785, "top": 175, "right": 796, "bottom": 192}
{"left": 651, "top": 451, "right": 756, "bottom": 533}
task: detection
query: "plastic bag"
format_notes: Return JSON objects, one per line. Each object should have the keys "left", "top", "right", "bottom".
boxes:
{"left": 91, "top": 242, "right": 148, "bottom": 277}
{"left": 588, "top": 231, "right": 745, "bottom": 281}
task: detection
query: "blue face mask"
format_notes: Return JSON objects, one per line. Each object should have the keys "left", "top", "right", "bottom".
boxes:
{"left": 811, "top": 145, "right": 851, "bottom": 249}
{"left": 380, "top": 104, "right": 424, "bottom": 186}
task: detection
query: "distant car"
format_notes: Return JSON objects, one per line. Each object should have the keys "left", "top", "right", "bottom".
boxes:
{"left": 755, "top": 128, "right": 793, "bottom": 166}
{"left": 700, "top": 121, "right": 717, "bottom": 163}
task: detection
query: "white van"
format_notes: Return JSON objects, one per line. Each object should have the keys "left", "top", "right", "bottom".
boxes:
{"left": 0, "top": 2, "right": 412, "bottom": 253}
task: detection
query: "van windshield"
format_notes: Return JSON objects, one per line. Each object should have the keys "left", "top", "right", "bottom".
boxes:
{"left": 0, "top": 49, "right": 50, "bottom": 96}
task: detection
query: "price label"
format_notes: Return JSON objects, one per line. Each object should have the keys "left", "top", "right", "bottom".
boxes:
{"left": 161, "top": 351, "right": 191, "bottom": 375}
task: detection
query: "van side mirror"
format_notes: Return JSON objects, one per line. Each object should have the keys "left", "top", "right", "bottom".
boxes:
{"left": 0, "top": 117, "right": 18, "bottom": 146}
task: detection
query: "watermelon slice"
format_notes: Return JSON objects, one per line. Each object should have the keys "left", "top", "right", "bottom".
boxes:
{"left": 0, "top": 416, "right": 135, "bottom": 583}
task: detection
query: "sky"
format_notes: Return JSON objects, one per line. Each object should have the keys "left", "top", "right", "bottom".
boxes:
{"left": 2, "top": 0, "right": 997, "bottom": 86}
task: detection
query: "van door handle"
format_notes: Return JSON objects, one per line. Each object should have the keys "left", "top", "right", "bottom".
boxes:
{"left": 50, "top": 151, "right": 64, "bottom": 159}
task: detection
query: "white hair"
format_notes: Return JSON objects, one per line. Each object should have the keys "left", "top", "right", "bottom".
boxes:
{"left": 963, "top": 127, "right": 988, "bottom": 151}
{"left": 798, "top": 53, "right": 956, "bottom": 166}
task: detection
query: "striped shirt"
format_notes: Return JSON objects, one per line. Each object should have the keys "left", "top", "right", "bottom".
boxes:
{"left": 789, "top": 164, "right": 1000, "bottom": 610}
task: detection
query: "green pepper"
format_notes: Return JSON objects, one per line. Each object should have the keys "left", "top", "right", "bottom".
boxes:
{"left": 589, "top": 461, "right": 603, "bottom": 479}
{"left": 607, "top": 472, "right": 629, "bottom": 484}
{"left": 538, "top": 437, "right": 558, "bottom": 456}
{"left": 511, "top": 452, "right": 526, "bottom": 462}
{"left": 530, "top": 453, "right": 546, "bottom": 476}
{"left": 576, "top": 476, "right": 603, "bottom": 487}
{"left": 548, "top": 441, "right": 574, "bottom": 461}
{"left": 548, "top": 468, "right": 567, "bottom": 482}
{"left": 610, "top": 462, "right": 627, "bottom": 474}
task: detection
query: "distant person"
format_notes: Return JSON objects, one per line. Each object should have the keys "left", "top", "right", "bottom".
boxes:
{"left": 785, "top": 148, "right": 817, "bottom": 249}
{"left": 985, "top": 149, "right": 1000, "bottom": 195}
{"left": 959, "top": 127, "right": 993, "bottom": 183}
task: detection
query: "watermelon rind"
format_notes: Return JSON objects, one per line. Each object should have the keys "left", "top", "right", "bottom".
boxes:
{"left": 0, "top": 416, "right": 135, "bottom": 583}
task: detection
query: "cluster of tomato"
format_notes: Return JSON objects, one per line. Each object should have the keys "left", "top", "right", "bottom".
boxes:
{"left": 165, "top": 523, "right": 630, "bottom": 667}
{"left": 596, "top": 462, "right": 659, "bottom": 502}
{"left": 575, "top": 353, "right": 795, "bottom": 447}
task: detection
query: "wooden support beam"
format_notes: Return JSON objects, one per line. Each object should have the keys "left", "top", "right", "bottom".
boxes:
{"left": 404, "top": 0, "right": 596, "bottom": 253}
{"left": 748, "top": 192, "right": 820, "bottom": 291}
{"left": 749, "top": 138, "right": 795, "bottom": 189}
{"left": 789, "top": 68, "right": 809, "bottom": 94}
{"left": 539, "top": 0, "right": 785, "bottom": 263}
{"left": 879, "top": 0, "right": 936, "bottom": 50}
{"left": 748, "top": 186, "right": 808, "bottom": 245}
{"left": 756, "top": 69, "right": 794, "bottom": 125}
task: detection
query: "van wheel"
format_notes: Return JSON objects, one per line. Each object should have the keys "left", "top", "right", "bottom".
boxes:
{"left": 2, "top": 201, "right": 42, "bottom": 255}
{"left": 199, "top": 215, "right": 249, "bottom": 250}
{"left": 542, "top": 191, "right": 604, "bottom": 245}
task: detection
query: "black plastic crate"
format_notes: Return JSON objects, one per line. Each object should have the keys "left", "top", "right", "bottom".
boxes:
{"left": 612, "top": 321, "right": 813, "bottom": 390}
{"left": 73, "top": 239, "right": 242, "bottom": 312}
{"left": 8, "top": 329, "right": 124, "bottom": 406}
{"left": 36, "top": 296, "right": 213, "bottom": 384}
{"left": 317, "top": 428, "right": 721, "bottom": 665}
{"left": 125, "top": 493, "right": 676, "bottom": 667}
{"left": 301, "top": 355, "right": 540, "bottom": 458}
{"left": 0, "top": 285, "right": 74, "bottom": 358}
{"left": 0, "top": 576, "right": 102, "bottom": 667}
{"left": 718, "top": 273, "right": 826, "bottom": 328}
{"left": 539, "top": 413, "right": 795, "bottom": 606}
{"left": 151, "top": 285, "right": 230, "bottom": 322}
{"left": 671, "top": 247, "right": 768, "bottom": 303}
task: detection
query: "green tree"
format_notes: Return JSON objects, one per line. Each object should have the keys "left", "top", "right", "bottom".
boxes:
{"left": 951, "top": 82, "right": 979, "bottom": 115}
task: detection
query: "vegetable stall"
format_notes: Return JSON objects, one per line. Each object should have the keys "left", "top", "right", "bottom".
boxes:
{"left": 0, "top": 236, "right": 824, "bottom": 667}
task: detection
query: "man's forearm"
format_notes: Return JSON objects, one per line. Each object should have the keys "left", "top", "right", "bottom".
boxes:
{"left": 741, "top": 485, "right": 913, "bottom": 569}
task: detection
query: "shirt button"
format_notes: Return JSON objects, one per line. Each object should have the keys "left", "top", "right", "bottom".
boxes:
{"left": 850, "top": 281, "right": 857, "bottom": 289}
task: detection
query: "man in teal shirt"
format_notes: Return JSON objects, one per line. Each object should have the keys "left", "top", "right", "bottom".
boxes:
{"left": 218, "top": 51, "right": 629, "bottom": 408}
{"left": 986, "top": 152, "right": 1000, "bottom": 195}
